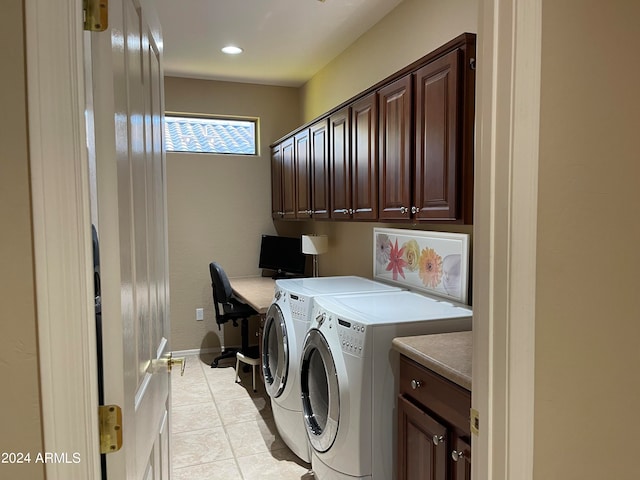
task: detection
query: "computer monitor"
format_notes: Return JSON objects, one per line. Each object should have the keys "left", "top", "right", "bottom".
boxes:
{"left": 258, "top": 235, "right": 306, "bottom": 278}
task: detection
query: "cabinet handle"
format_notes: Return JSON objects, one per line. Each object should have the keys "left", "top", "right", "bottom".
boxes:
{"left": 349, "top": 208, "right": 354, "bottom": 215}
{"left": 400, "top": 206, "right": 408, "bottom": 214}
{"left": 410, "top": 379, "right": 423, "bottom": 390}
{"left": 411, "top": 206, "right": 420, "bottom": 214}
{"left": 343, "top": 210, "right": 349, "bottom": 215}
{"left": 451, "top": 450, "right": 465, "bottom": 462}
{"left": 433, "top": 435, "right": 444, "bottom": 445}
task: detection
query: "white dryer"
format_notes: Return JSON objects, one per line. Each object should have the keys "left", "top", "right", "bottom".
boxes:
{"left": 262, "top": 276, "right": 402, "bottom": 463}
{"left": 300, "top": 290, "right": 472, "bottom": 479}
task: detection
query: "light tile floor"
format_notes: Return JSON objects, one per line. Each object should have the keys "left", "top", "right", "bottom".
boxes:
{"left": 171, "top": 354, "right": 314, "bottom": 480}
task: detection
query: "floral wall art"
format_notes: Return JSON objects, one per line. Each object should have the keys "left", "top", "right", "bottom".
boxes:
{"left": 373, "top": 228, "right": 470, "bottom": 304}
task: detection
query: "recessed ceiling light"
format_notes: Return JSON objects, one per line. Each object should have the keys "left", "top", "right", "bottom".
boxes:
{"left": 221, "top": 45, "right": 243, "bottom": 55}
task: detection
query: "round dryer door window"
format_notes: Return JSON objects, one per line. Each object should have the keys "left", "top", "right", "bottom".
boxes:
{"left": 301, "top": 329, "right": 339, "bottom": 453}
{"left": 262, "top": 304, "right": 289, "bottom": 398}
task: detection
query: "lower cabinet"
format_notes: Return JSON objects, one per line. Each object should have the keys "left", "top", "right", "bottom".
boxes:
{"left": 398, "top": 355, "right": 471, "bottom": 480}
{"left": 452, "top": 436, "right": 471, "bottom": 480}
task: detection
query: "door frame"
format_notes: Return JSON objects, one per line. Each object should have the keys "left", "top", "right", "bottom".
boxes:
{"left": 472, "top": 0, "right": 541, "bottom": 479}
{"left": 26, "top": 0, "right": 541, "bottom": 479}
{"left": 25, "top": 0, "right": 100, "bottom": 479}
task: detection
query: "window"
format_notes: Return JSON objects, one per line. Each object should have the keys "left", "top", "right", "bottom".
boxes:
{"left": 164, "top": 114, "right": 257, "bottom": 155}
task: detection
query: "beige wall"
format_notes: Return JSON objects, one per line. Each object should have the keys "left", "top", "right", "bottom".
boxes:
{"left": 0, "top": 1, "right": 45, "bottom": 479}
{"left": 164, "top": 77, "right": 302, "bottom": 351}
{"left": 301, "top": 0, "right": 478, "bottom": 122}
{"left": 534, "top": 1, "right": 640, "bottom": 478}
{"left": 470, "top": 1, "right": 640, "bottom": 476}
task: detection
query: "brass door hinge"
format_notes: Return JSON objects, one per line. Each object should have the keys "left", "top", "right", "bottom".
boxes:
{"left": 83, "top": 0, "right": 108, "bottom": 31}
{"left": 98, "top": 405, "right": 123, "bottom": 454}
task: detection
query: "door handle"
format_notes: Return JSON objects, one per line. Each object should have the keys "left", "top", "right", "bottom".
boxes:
{"left": 168, "top": 352, "right": 186, "bottom": 376}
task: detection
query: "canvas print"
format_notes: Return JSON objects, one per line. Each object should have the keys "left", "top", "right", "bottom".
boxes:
{"left": 373, "top": 228, "right": 470, "bottom": 304}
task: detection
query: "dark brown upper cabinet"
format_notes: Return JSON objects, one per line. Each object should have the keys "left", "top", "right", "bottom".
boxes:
{"left": 294, "top": 129, "right": 312, "bottom": 218}
{"left": 350, "top": 92, "right": 378, "bottom": 220}
{"left": 310, "top": 119, "right": 331, "bottom": 219}
{"left": 330, "top": 94, "right": 379, "bottom": 221}
{"left": 378, "top": 74, "right": 413, "bottom": 221}
{"left": 280, "top": 136, "right": 296, "bottom": 219}
{"left": 414, "top": 48, "right": 462, "bottom": 221}
{"left": 271, "top": 144, "right": 283, "bottom": 219}
{"left": 329, "top": 107, "right": 351, "bottom": 219}
{"left": 274, "top": 122, "right": 330, "bottom": 221}
{"left": 270, "top": 33, "right": 476, "bottom": 225}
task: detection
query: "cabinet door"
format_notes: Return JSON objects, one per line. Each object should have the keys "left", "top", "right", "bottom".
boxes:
{"left": 271, "top": 145, "right": 283, "bottom": 219}
{"left": 397, "top": 395, "right": 447, "bottom": 480}
{"left": 294, "top": 129, "right": 312, "bottom": 218}
{"left": 310, "top": 119, "right": 330, "bottom": 219}
{"left": 378, "top": 74, "right": 412, "bottom": 220}
{"left": 329, "top": 107, "right": 351, "bottom": 219}
{"left": 414, "top": 49, "right": 461, "bottom": 221}
{"left": 451, "top": 436, "right": 471, "bottom": 480}
{"left": 351, "top": 92, "right": 378, "bottom": 220}
{"left": 280, "top": 136, "right": 296, "bottom": 219}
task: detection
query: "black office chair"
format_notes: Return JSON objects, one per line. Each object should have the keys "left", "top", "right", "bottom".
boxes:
{"left": 209, "top": 261, "right": 259, "bottom": 368}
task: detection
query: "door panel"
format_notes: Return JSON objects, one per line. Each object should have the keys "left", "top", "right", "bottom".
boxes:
{"left": 397, "top": 395, "right": 447, "bottom": 480}
{"left": 378, "top": 75, "right": 412, "bottom": 220}
{"left": 91, "top": 0, "right": 170, "bottom": 478}
{"left": 350, "top": 93, "right": 378, "bottom": 220}
{"left": 295, "top": 130, "right": 311, "bottom": 218}
{"left": 310, "top": 119, "right": 330, "bottom": 218}
{"left": 452, "top": 436, "right": 472, "bottom": 480}
{"left": 414, "top": 49, "right": 460, "bottom": 220}
{"left": 329, "top": 108, "right": 351, "bottom": 218}
{"left": 271, "top": 145, "right": 283, "bottom": 218}
{"left": 281, "top": 137, "right": 296, "bottom": 219}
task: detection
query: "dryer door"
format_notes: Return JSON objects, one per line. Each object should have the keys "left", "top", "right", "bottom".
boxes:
{"left": 262, "top": 303, "right": 289, "bottom": 398}
{"left": 301, "top": 328, "right": 340, "bottom": 453}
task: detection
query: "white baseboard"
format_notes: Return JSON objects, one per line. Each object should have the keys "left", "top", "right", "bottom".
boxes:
{"left": 171, "top": 347, "right": 220, "bottom": 357}
{"left": 171, "top": 343, "right": 260, "bottom": 357}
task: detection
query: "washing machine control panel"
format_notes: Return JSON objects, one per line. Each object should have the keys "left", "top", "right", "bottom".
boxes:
{"left": 336, "top": 317, "right": 365, "bottom": 358}
{"left": 288, "top": 293, "right": 311, "bottom": 322}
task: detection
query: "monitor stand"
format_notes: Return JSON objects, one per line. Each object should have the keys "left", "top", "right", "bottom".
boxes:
{"left": 266, "top": 269, "right": 303, "bottom": 280}
{"left": 271, "top": 271, "right": 293, "bottom": 280}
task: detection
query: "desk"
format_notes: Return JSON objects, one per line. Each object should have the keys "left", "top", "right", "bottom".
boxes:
{"left": 229, "top": 276, "right": 276, "bottom": 315}
{"left": 229, "top": 276, "right": 275, "bottom": 381}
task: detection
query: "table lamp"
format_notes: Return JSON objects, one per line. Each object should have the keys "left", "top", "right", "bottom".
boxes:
{"left": 301, "top": 234, "right": 329, "bottom": 277}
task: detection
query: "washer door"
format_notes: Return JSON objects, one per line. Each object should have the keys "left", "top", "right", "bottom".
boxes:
{"left": 262, "top": 303, "right": 289, "bottom": 398}
{"left": 301, "top": 328, "right": 339, "bottom": 453}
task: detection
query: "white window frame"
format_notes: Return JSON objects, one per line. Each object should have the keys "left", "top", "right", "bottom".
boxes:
{"left": 164, "top": 112, "right": 259, "bottom": 155}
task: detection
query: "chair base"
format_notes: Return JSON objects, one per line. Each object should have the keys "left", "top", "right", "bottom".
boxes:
{"left": 235, "top": 351, "right": 261, "bottom": 392}
{"left": 211, "top": 348, "right": 238, "bottom": 368}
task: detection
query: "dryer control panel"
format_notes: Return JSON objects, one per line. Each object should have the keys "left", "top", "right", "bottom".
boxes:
{"left": 336, "top": 318, "right": 365, "bottom": 358}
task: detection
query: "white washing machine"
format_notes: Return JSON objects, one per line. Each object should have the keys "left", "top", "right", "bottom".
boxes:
{"left": 262, "top": 276, "right": 402, "bottom": 463}
{"left": 300, "top": 290, "right": 472, "bottom": 479}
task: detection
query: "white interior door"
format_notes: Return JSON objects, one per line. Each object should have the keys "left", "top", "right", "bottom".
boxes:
{"left": 88, "top": 0, "right": 171, "bottom": 479}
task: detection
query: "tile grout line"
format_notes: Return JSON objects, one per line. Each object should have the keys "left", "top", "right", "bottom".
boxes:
{"left": 171, "top": 356, "right": 235, "bottom": 475}
{"left": 202, "top": 358, "right": 247, "bottom": 480}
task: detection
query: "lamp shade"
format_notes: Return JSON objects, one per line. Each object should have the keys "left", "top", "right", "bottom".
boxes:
{"left": 301, "top": 234, "right": 328, "bottom": 255}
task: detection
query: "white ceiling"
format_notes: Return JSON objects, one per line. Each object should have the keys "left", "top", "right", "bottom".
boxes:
{"left": 155, "top": 0, "right": 404, "bottom": 87}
